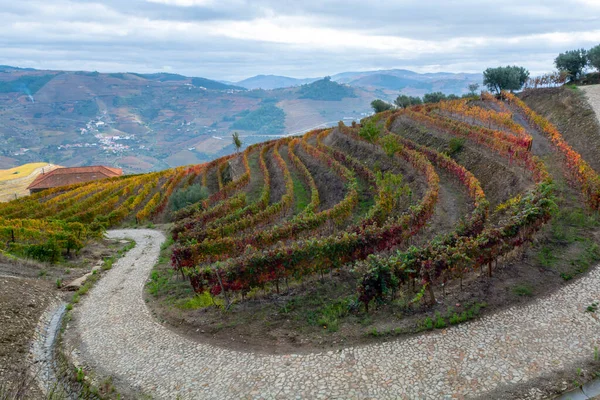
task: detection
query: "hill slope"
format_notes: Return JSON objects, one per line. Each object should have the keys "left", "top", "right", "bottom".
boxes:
{"left": 235, "top": 75, "right": 319, "bottom": 90}
{"left": 0, "top": 163, "right": 60, "bottom": 202}
{"left": 0, "top": 66, "right": 479, "bottom": 174}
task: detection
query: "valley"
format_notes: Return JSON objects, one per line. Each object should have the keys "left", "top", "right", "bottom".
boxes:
{"left": 0, "top": 67, "right": 480, "bottom": 173}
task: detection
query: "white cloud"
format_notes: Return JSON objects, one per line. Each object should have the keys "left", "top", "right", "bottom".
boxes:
{"left": 146, "top": 0, "right": 215, "bottom": 6}
{"left": 0, "top": 0, "right": 598, "bottom": 80}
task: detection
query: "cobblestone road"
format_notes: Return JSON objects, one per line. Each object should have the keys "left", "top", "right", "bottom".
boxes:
{"left": 67, "top": 229, "right": 600, "bottom": 399}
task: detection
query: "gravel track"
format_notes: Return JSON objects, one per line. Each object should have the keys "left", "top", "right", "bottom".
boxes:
{"left": 66, "top": 229, "right": 600, "bottom": 399}
{"left": 582, "top": 85, "right": 600, "bottom": 125}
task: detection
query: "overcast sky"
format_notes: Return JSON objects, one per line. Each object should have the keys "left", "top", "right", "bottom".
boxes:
{"left": 1, "top": 0, "right": 599, "bottom": 81}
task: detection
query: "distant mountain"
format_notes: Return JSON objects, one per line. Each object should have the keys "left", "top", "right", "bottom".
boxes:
{"left": 0, "top": 64, "right": 482, "bottom": 174}
{"left": 0, "top": 66, "right": 373, "bottom": 173}
{"left": 298, "top": 77, "right": 356, "bottom": 101}
{"left": 347, "top": 74, "right": 433, "bottom": 91}
{"left": 190, "top": 77, "right": 245, "bottom": 91}
{"left": 330, "top": 69, "right": 421, "bottom": 84}
{"left": 0, "top": 65, "right": 37, "bottom": 72}
{"left": 330, "top": 69, "right": 482, "bottom": 95}
{"left": 235, "top": 75, "right": 319, "bottom": 90}
{"left": 234, "top": 69, "right": 482, "bottom": 95}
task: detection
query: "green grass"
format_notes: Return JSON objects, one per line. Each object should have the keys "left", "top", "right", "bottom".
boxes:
{"left": 290, "top": 172, "right": 310, "bottom": 215}
{"left": 246, "top": 152, "right": 264, "bottom": 203}
{"left": 512, "top": 284, "right": 534, "bottom": 297}
{"left": 535, "top": 205, "right": 600, "bottom": 280}
{"left": 275, "top": 281, "right": 358, "bottom": 333}
{"left": 355, "top": 177, "right": 375, "bottom": 221}
{"left": 147, "top": 270, "right": 170, "bottom": 297}
{"left": 368, "top": 302, "right": 487, "bottom": 337}
{"left": 177, "top": 292, "right": 224, "bottom": 310}
{"left": 312, "top": 299, "right": 353, "bottom": 332}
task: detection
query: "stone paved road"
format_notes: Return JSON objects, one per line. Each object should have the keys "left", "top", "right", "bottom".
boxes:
{"left": 68, "top": 229, "right": 600, "bottom": 399}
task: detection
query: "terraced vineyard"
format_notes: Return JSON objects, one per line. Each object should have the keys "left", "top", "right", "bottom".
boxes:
{"left": 1, "top": 90, "right": 599, "bottom": 344}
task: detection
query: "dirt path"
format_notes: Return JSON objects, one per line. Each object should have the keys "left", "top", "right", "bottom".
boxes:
{"left": 66, "top": 229, "right": 600, "bottom": 399}
{"left": 411, "top": 168, "right": 471, "bottom": 247}
{"left": 582, "top": 84, "right": 600, "bottom": 129}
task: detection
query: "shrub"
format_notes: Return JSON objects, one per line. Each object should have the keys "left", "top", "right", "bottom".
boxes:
{"left": 448, "top": 138, "right": 465, "bottom": 155}
{"left": 169, "top": 184, "right": 209, "bottom": 212}
{"left": 358, "top": 120, "right": 381, "bottom": 143}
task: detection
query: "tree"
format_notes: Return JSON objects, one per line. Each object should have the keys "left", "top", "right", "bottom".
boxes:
{"left": 395, "top": 95, "right": 422, "bottom": 108}
{"left": 232, "top": 131, "right": 242, "bottom": 153}
{"left": 555, "top": 49, "right": 588, "bottom": 81}
{"left": 371, "top": 99, "right": 393, "bottom": 113}
{"left": 467, "top": 83, "right": 480, "bottom": 96}
{"left": 483, "top": 66, "right": 529, "bottom": 93}
{"left": 423, "top": 92, "right": 447, "bottom": 103}
{"left": 409, "top": 96, "right": 423, "bottom": 105}
{"left": 394, "top": 95, "right": 411, "bottom": 109}
{"left": 588, "top": 44, "right": 600, "bottom": 73}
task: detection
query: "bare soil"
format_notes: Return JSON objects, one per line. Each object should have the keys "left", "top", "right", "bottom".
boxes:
{"left": 204, "top": 164, "right": 220, "bottom": 194}
{"left": 409, "top": 168, "right": 471, "bottom": 248}
{"left": 295, "top": 144, "right": 346, "bottom": 212}
{"left": 0, "top": 238, "right": 130, "bottom": 392}
{"left": 325, "top": 128, "right": 427, "bottom": 200}
{"left": 391, "top": 116, "right": 534, "bottom": 208}
{"left": 521, "top": 86, "right": 600, "bottom": 172}
{"left": 228, "top": 154, "right": 245, "bottom": 182}
{"left": 265, "top": 146, "right": 286, "bottom": 205}
{"left": 0, "top": 276, "right": 56, "bottom": 394}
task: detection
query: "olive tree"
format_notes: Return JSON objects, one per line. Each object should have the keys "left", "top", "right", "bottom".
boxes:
{"left": 422, "top": 92, "right": 447, "bottom": 103}
{"left": 371, "top": 99, "right": 394, "bottom": 113}
{"left": 588, "top": 44, "right": 600, "bottom": 73}
{"left": 555, "top": 49, "right": 588, "bottom": 80}
{"left": 483, "top": 66, "right": 529, "bottom": 93}
{"left": 395, "top": 95, "right": 422, "bottom": 108}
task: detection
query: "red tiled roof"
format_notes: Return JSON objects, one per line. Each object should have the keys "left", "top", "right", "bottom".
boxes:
{"left": 27, "top": 166, "right": 123, "bottom": 190}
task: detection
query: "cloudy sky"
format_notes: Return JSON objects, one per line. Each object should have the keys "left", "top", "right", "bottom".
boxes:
{"left": 1, "top": 0, "right": 599, "bottom": 81}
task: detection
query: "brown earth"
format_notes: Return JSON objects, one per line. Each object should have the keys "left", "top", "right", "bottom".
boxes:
{"left": 391, "top": 115, "right": 534, "bottom": 208}
{"left": 0, "top": 238, "right": 130, "bottom": 394}
{"left": 295, "top": 143, "right": 346, "bottom": 212}
{"left": 0, "top": 276, "right": 56, "bottom": 395}
{"left": 265, "top": 146, "right": 286, "bottom": 205}
{"left": 521, "top": 86, "right": 600, "bottom": 172}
